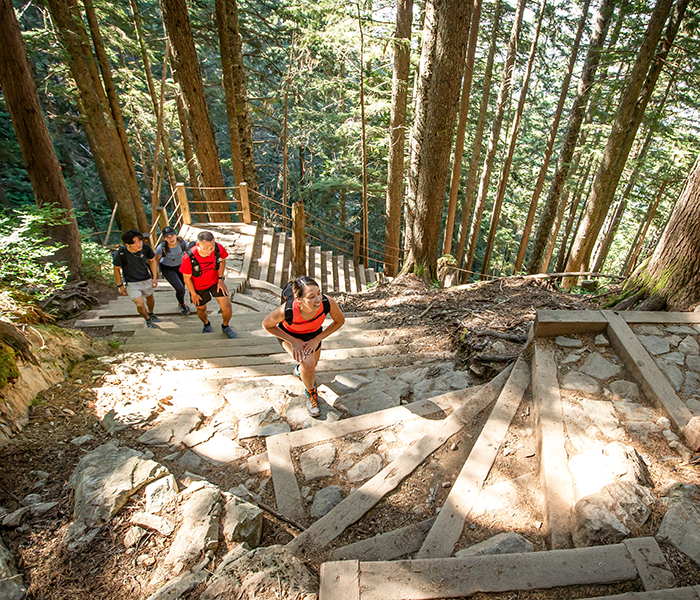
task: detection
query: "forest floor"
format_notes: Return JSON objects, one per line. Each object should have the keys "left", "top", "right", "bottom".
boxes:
{"left": 4, "top": 275, "right": 700, "bottom": 600}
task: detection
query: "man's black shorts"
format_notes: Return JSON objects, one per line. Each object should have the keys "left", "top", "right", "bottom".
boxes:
{"left": 192, "top": 283, "right": 227, "bottom": 307}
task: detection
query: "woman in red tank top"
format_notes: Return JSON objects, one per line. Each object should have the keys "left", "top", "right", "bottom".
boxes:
{"left": 263, "top": 276, "right": 345, "bottom": 416}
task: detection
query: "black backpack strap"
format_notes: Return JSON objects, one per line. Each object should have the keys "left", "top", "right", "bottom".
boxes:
{"left": 284, "top": 295, "right": 294, "bottom": 325}
{"left": 322, "top": 294, "right": 330, "bottom": 315}
{"left": 179, "top": 239, "right": 187, "bottom": 252}
{"left": 185, "top": 248, "right": 201, "bottom": 277}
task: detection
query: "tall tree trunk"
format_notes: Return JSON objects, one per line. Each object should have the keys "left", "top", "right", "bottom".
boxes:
{"left": 481, "top": 0, "right": 546, "bottom": 277}
{"left": 454, "top": 0, "right": 503, "bottom": 272}
{"left": 226, "top": 0, "right": 257, "bottom": 193}
{"left": 526, "top": 0, "right": 616, "bottom": 274}
{"left": 215, "top": 0, "right": 244, "bottom": 216}
{"left": 174, "top": 87, "right": 205, "bottom": 210}
{"left": 161, "top": 0, "right": 230, "bottom": 222}
{"left": 82, "top": 0, "right": 147, "bottom": 230}
{"left": 384, "top": 0, "right": 413, "bottom": 277}
{"left": 464, "top": 0, "right": 526, "bottom": 274}
{"left": 442, "top": 0, "right": 480, "bottom": 257}
{"left": 513, "top": 0, "right": 591, "bottom": 272}
{"left": 623, "top": 166, "right": 697, "bottom": 310}
{"left": 564, "top": 0, "right": 678, "bottom": 284}
{"left": 46, "top": 0, "right": 143, "bottom": 232}
{"left": 543, "top": 186, "right": 570, "bottom": 271}
{"left": 0, "top": 0, "right": 82, "bottom": 278}
{"left": 555, "top": 158, "right": 593, "bottom": 272}
{"left": 623, "top": 179, "right": 667, "bottom": 277}
{"left": 357, "top": 3, "right": 369, "bottom": 266}
{"left": 402, "top": 0, "right": 471, "bottom": 280}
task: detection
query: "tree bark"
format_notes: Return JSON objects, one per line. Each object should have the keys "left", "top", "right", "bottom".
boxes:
{"left": 526, "top": 0, "right": 616, "bottom": 274}
{"left": 161, "top": 0, "right": 230, "bottom": 222}
{"left": 623, "top": 178, "right": 667, "bottom": 278}
{"left": 0, "top": 0, "right": 82, "bottom": 278}
{"left": 555, "top": 158, "right": 592, "bottom": 272}
{"left": 402, "top": 0, "right": 471, "bottom": 280}
{"left": 226, "top": 0, "right": 257, "bottom": 193}
{"left": 384, "top": 0, "right": 413, "bottom": 277}
{"left": 513, "top": 0, "right": 591, "bottom": 273}
{"left": 442, "top": 0, "right": 480, "bottom": 258}
{"left": 464, "top": 0, "right": 526, "bottom": 275}
{"left": 357, "top": 3, "right": 369, "bottom": 266}
{"left": 454, "top": 0, "right": 503, "bottom": 272}
{"left": 481, "top": 0, "right": 546, "bottom": 278}
{"left": 564, "top": 0, "right": 676, "bottom": 284}
{"left": 174, "top": 86, "right": 205, "bottom": 211}
{"left": 47, "top": 0, "right": 144, "bottom": 232}
{"left": 624, "top": 164, "right": 697, "bottom": 310}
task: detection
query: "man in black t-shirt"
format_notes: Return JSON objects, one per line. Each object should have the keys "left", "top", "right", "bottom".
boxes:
{"left": 113, "top": 229, "right": 160, "bottom": 328}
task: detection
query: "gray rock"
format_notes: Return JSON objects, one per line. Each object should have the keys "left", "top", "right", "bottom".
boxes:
{"left": 138, "top": 407, "right": 202, "bottom": 446}
{"left": 441, "top": 370, "right": 471, "bottom": 390}
{"left": 222, "top": 379, "right": 286, "bottom": 419}
{"left": 669, "top": 440, "right": 693, "bottom": 461}
{"left": 301, "top": 486, "right": 312, "bottom": 500}
{"left": 285, "top": 393, "right": 342, "bottom": 429}
{"left": 101, "top": 399, "right": 159, "bottom": 434}
{"left": 145, "top": 475, "right": 178, "bottom": 515}
{"left": 345, "top": 433, "right": 380, "bottom": 455}
{"left": 568, "top": 442, "right": 652, "bottom": 499}
{"left": 594, "top": 334, "right": 610, "bottom": 347}
{"left": 202, "top": 545, "right": 318, "bottom": 600}
{"left": 124, "top": 526, "right": 145, "bottom": 548}
{"left": 300, "top": 444, "right": 336, "bottom": 481}
{"left": 131, "top": 512, "right": 176, "bottom": 535}
{"left": 222, "top": 493, "right": 263, "bottom": 548}
{"left": 608, "top": 380, "right": 640, "bottom": 401}
{"left": 687, "top": 355, "right": 700, "bottom": 372}
{"left": 64, "top": 444, "right": 168, "bottom": 550}
{"left": 562, "top": 371, "right": 600, "bottom": 394}
{"left": 579, "top": 353, "right": 621, "bottom": 381}
{"left": 145, "top": 569, "right": 210, "bottom": 600}
{"left": 687, "top": 397, "right": 700, "bottom": 416}
{"left": 636, "top": 325, "right": 665, "bottom": 336}
{"left": 662, "top": 352, "right": 685, "bottom": 366}
{"left": 192, "top": 434, "right": 249, "bottom": 465}
{"left": 310, "top": 486, "right": 344, "bottom": 518}
{"left": 2, "top": 507, "right": 29, "bottom": 528}
{"left": 70, "top": 434, "right": 94, "bottom": 446}
{"left": 665, "top": 326, "right": 697, "bottom": 335}
{"left": 656, "top": 484, "right": 700, "bottom": 566}
{"left": 347, "top": 455, "right": 382, "bottom": 483}
{"left": 237, "top": 409, "right": 290, "bottom": 439}
{"left": 572, "top": 481, "right": 656, "bottom": 547}
{"left": 679, "top": 335, "right": 700, "bottom": 355}
{"left": 455, "top": 532, "right": 533, "bottom": 557}
{"left": 182, "top": 426, "right": 217, "bottom": 448}
{"left": 613, "top": 401, "right": 655, "bottom": 423}
{"left": 30, "top": 502, "right": 58, "bottom": 517}
{"left": 637, "top": 335, "right": 670, "bottom": 355}
{"left": 657, "top": 359, "right": 684, "bottom": 391}
{"left": 335, "top": 379, "right": 411, "bottom": 416}
{"left": 626, "top": 421, "right": 663, "bottom": 439}
{"left": 164, "top": 484, "right": 221, "bottom": 568}
{"left": 178, "top": 451, "right": 204, "bottom": 472}
{"left": 22, "top": 494, "right": 42, "bottom": 507}
{"left": 0, "top": 534, "right": 26, "bottom": 600}
{"left": 555, "top": 336, "right": 583, "bottom": 348}
{"left": 562, "top": 352, "right": 583, "bottom": 365}
{"left": 656, "top": 416, "right": 672, "bottom": 430}
{"left": 563, "top": 402, "right": 601, "bottom": 453}
{"left": 667, "top": 334, "right": 682, "bottom": 348}
{"left": 395, "top": 367, "right": 430, "bottom": 387}
{"left": 333, "top": 373, "right": 371, "bottom": 392}
{"left": 684, "top": 372, "right": 700, "bottom": 396}
{"left": 580, "top": 400, "right": 619, "bottom": 434}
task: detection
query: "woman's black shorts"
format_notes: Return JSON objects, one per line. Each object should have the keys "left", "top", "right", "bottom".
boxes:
{"left": 277, "top": 325, "right": 323, "bottom": 352}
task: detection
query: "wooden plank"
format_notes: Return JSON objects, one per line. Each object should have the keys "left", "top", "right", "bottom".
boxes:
{"left": 314, "top": 246, "right": 323, "bottom": 289}
{"left": 533, "top": 310, "right": 608, "bottom": 337}
{"left": 285, "top": 365, "right": 513, "bottom": 560}
{"left": 273, "top": 233, "right": 286, "bottom": 289}
{"left": 331, "top": 518, "right": 436, "bottom": 561}
{"left": 258, "top": 228, "right": 275, "bottom": 283}
{"left": 266, "top": 433, "right": 304, "bottom": 523}
{"left": 367, "top": 268, "right": 376, "bottom": 284}
{"left": 582, "top": 588, "right": 700, "bottom": 600}
{"left": 232, "top": 292, "right": 269, "bottom": 312}
{"left": 323, "top": 251, "right": 334, "bottom": 292}
{"left": 605, "top": 311, "right": 693, "bottom": 431}
{"left": 623, "top": 537, "right": 676, "bottom": 591}
{"left": 621, "top": 311, "right": 700, "bottom": 324}
{"left": 357, "top": 543, "right": 638, "bottom": 600}
{"left": 358, "top": 264, "right": 367, "bottom": 292}
{"left": 533, "top": 343, "right": 576, "bottom": 549}
{"left": 417, "top": 355, "right": 531, "bottom": 558}
{"left": 319, "top": 560, "right": 360, "bottom": 600}
{"left": 336, "top": 255, "right": 346, "bottom": 292}
{"left": 238, "top": 221, "right": 258, "bottom": 277}
{"left": 346, "top": 259, "right": 358, "bottom": 293}
{"left": 247, "top": 277, "right": 283, "bottom": 296}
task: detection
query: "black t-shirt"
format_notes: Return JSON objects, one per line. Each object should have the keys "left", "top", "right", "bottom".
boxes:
{"left": 113, "top": 244, "right": 155, "bottom": 282}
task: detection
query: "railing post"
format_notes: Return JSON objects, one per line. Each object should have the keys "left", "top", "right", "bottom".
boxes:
{"left": 175, "top": 182, "right": 191, "bottom": 225}
{"left": 353, "top": 230, "right": 361, "bottom": 267}
{"left": 158, "top": 206, "right": 170, "bottom": 229}
{"left": 292, "top": 201, "right": 307, "bottom": 278}
{"left": 238, "top": 182, "right": 251, "bottom": 224}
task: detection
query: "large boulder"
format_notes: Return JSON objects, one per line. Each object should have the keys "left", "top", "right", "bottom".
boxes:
{"left": 572, "top": 481, "right": 656, "bottom": 547}
{"left": 222, "top": 493, "right": 263, "bottom": 548}
{"left": 656, "top": 484, "right": 700, "bottom": 566}
{"left": 200, "top": 545, "right": 318, "bottom": 600}
{"left": 0, "top": 534, "right": 26, "bottom": 600}
{"left": 64, "top": 443, "right": 168, "bottom": 550}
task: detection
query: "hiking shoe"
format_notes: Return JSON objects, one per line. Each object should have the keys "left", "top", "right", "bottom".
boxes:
{"left": 148, "top": 313, "right": 161, "bottom": 323}
{"left": 294, "top": 364, "right": 301, "bottom": 378}
{"left": 222, "top": 325, "right": 238, "bottom": 339}
{"left": 305, "top": 387, "right": 320, "bottom": 417}
{"left": 145, "top": 317, "right": 155, "bottom": 329}
{"left": 202, "top": 322, "right": 212, "bottom": 334}
{"left": 179, "top": 303, "right": 191, "bottom": 316}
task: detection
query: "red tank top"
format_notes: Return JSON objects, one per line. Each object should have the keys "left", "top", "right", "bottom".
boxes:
{"left": 282, "top": 299, "right": 326, "bottom": 334}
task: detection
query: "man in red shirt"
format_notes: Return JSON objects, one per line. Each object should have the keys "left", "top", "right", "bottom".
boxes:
{"left": 180, "top": 231, "right": 237, "bottom": 338}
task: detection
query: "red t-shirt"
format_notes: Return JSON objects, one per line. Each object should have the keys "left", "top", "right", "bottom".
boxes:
{"left": 180, "top": 243, "right": 229, "bottom": 290}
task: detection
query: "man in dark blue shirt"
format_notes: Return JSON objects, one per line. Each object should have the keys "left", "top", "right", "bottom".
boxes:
{"left": 113, "top": 229, "right": 160, "bottom": 328}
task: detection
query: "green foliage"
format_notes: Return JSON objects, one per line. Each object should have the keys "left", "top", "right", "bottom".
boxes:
{"left": 80, "top": 239, "right": 113, "bottom": 284}
{"left": 0, "top": 206, "right": 69, "bottom": 299}
{"left": 0, "top": 344, "right": 20, "bottom": 389}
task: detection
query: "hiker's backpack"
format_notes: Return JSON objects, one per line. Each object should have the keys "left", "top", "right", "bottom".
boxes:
{"left": 280, "top": 281, "right": 330, "bottom": 325}
{"left": 185, "top": 243, "right": 222, "bottom": 278}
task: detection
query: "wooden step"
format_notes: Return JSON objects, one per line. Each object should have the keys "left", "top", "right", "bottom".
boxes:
{"left": 258, "top": 227, "right": 275, "bottom": 283}
{"left": 335, "top": 255, "right": 346, "bottom": 292}
{"left": 323, "top": 251, "right": 334, "bottom": 293}
{"left": 358, "top": 262, "right": 367, "bottom": 292}
{"left": 272, "top": 233, "right": 286, "bottom": 288}
{"left": 346, "top": 259, "right": 358, "bottom": 293}
{"left": 238, "top": 221, "right": 259, "bottom": 277}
